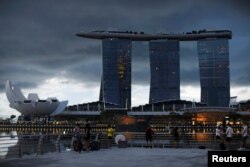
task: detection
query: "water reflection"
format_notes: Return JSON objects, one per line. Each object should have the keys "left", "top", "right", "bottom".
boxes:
{"left": 0, "top": 131, "right": 18, "bottom": 158}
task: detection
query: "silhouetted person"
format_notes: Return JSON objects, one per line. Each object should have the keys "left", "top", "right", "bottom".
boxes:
{"left": 145, "top": 126, "right": 154, "bottom": 148}
{"left": 172, "top": 127, "right": 179, "bottom": 148}
{"left": 84, "top": 120, "right": 91, "bottom": 151}
{"left": 73, "top": 123, "right": 82, "bottom": 153}
{"left": 73, "top": 123, "right": 80, "bottom": 137}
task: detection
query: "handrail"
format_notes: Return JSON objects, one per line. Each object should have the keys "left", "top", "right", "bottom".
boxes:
{"left": 0, "top": 132, "right": 247, "bottom": 159}
{"left": 0, "top": 134, "right": 73, "bottom": 159}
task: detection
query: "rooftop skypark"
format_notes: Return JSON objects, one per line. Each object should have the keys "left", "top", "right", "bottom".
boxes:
{"left": 76, "top": 30, "right": 232, "bottom": 41}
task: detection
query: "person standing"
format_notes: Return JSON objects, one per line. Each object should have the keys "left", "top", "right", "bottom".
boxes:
{"left": 107, "top": 124, "right": 114, "bottom": 148}
{"left": 226, "top": 123, "right": 233, "bottom": 150}
{"left": 216, "top": 124, "right": 226, "bottom": 150}
{"left": 72, "top": 123, "right": 82, "bottom": 152}
{"left": 84, "top": 120, "right": 91, "bottom": 151}
{"left": 73, "top": 123, "right": 80, "bottom": 137}
{"left": 145, "top": 125, "right": 154, "bottom": 148}
{"left": 239, "top": 123, "right": 249, "bottom": 150}
{"left": 215, "top": 125, "right": 222, "bottom": 141}
{"left": 172, "top": 127, "right": 179, "bottom": 148}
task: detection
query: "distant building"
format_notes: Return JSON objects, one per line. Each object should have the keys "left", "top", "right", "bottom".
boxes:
{"left": 99, "top": 39, "right": 132, "bottom": 108}
{"left": 66, "top": 101, "right": 120, "bottom": 111}
{"left": 77, "top": 30, "right": 232, "bottom": 107}
{"left": 149, "top": 40, "right": 180, "bottom": 103}
{"left": 132, "top": 99, "right": 206, "bottom": 112}
{"left": 5, "top": 80, "right": 68, "bottom": 118}
{"left": 237, "top": 100, "right": 250, "bottom": 111}
{"left": 197, "top": 39, "right": 230, "bottom": 107}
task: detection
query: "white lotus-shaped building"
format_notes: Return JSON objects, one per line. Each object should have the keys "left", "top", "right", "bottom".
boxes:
{"left": 5, "top": 80, "right": 68, "bottom": 117}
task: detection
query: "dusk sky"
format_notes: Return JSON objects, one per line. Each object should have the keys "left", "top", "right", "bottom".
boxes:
{"left": 0, "top": 0, "right": 250, "bottom": 117}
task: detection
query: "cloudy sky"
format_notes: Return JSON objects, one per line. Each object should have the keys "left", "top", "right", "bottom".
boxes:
{"left": 0, "top": 0, "right": 250, "bottom": 117}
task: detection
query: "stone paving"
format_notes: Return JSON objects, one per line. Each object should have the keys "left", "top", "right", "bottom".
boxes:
{"left": 0, "top": 148, "right": 208, "bottom": 167}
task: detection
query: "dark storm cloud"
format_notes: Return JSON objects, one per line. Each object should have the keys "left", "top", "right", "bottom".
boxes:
{"left": 0, "top": 65, "right": 47, "bottom": 92}
{"left": 132, "top": 62, "right": 150, "bottom": 85}
{"left": 180, "top": 42, "right": 200, "bottom": 86}
{"left": 0, "top": 0, "right": 250, "bottom": 94}
{"left": 0, "top": 81, "right": 37, "bottom": 94}
{"left": 66, "top": 58, "right": 102, "bottom": 83}
{"left": 131, "top": 42, "right": 150, "bottom": 85}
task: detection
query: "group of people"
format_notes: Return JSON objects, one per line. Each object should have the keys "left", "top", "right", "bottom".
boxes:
{"left": 145, "top": 123, "right": 249, "bottom": 150}
{"left": 73, "top": 120, "right": 249, "bottom": 151}
{"left": 215, "top": 122, "right": 249, "bottom": 150}
{"left": 145, "top": 125, "right": 179, "bottom": 148}
{"left": 73, "top": 122, "right": 115, "bottom": 151}
{"left": 73, "top": 119, "right": 91, "bottom": 152}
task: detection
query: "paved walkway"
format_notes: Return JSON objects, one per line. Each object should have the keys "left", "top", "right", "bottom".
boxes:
{"left": 0, "top": 148, "right": 208, "bottom": 167}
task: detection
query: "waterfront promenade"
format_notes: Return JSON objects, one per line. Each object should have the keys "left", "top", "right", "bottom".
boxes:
{"left": 0, "top": 147, "right": 208, "bottom": 167}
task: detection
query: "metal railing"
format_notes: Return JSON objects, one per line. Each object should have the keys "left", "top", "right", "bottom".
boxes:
{"left": 0, "top": 134, "right": 72, "bottom": 159}
{"left": 114, "top": 132, "right": 247, "bottom": 150}
{"left": 0, "top": 132, "right": 248, "bottom": 159}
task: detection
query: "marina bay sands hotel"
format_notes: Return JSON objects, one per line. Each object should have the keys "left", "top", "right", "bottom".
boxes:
{"left": 76, "top": 30, "right": 232, "bottom": 108}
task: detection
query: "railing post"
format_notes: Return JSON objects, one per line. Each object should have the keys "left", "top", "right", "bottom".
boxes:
{"left": 71, "top": 136, "right": 75, "bottom": 149}
{"left": 19, "top": 140, "right": 22, "bottom": 158}
{"left": 37, "top": 135, "right": 43, "bottom": 155}
{"left": 55, "top": 135, "right": 61, "bottom": 152}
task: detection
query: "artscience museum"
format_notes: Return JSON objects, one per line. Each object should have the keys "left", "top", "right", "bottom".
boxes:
{"left": 5, "top": 80, "right": 68, "bottom": 118}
